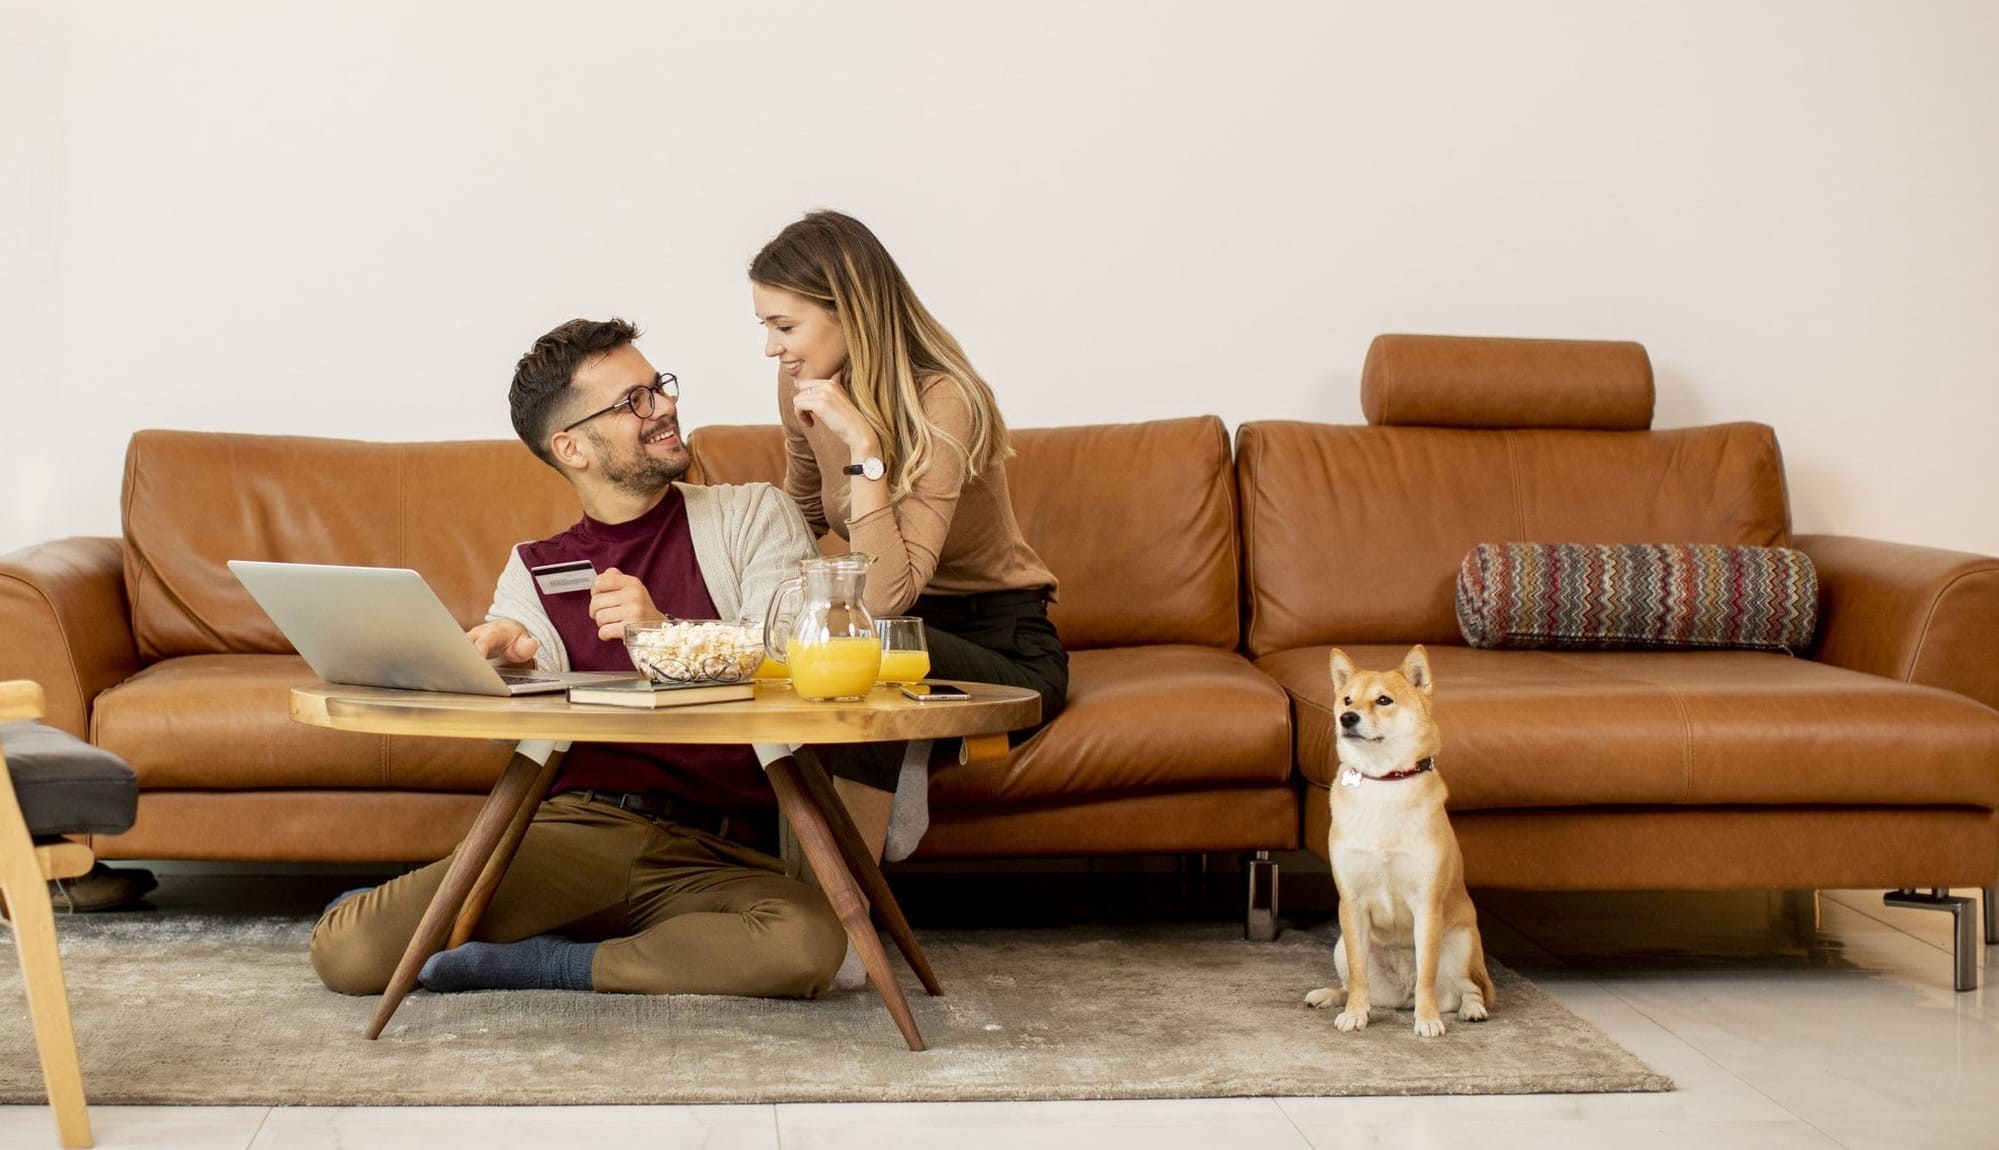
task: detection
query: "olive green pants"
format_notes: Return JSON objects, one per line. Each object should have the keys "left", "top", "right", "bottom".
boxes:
{"left": 310, "top": 792, "right": 846, "bottom": 998}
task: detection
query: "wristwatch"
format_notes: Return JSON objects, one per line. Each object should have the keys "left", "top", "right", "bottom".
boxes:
{"left": 842, "top": 456, "right": 886, "bottom": 482}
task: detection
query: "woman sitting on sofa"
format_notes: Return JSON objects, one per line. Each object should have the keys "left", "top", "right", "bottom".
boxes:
{"left": 749, "top": 210, "right": 1068, "bottom": 859}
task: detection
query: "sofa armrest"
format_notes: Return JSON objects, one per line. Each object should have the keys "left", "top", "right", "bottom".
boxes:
{"left": 0, "top": 537, "right": 138, "bottom": 737}
{"left": 1796, "top": 533, "right": 1999, "bottom": 712}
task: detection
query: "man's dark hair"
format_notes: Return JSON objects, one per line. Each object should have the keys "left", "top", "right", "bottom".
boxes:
{"left": 510, "top": 317, "right": 641, "bottom": 468}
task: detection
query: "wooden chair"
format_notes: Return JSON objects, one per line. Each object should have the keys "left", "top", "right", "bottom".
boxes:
{"left": 1, "top": 680, "right": 138, "bottom": 1149}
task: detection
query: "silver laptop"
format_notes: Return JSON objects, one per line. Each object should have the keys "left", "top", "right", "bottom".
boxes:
{"left": 228, "top": 560, "right": 631, "bottom": 696}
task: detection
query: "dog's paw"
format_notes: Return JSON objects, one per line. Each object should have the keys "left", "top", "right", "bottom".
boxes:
{"left": 1459, "top": 998, "right": 1489, "bottom": 1022}
{"left": 1413, "top": 1016, "right": 1446, "bottom": 1038}
{"left": 1334, "top": 1009, "right": 1369, "bottom": 1032}
{"left": 1305, "top": 986, "right": 1346, "bottom": 1010}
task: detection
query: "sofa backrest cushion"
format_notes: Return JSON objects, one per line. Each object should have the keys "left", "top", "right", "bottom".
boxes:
{"left": 1237, "top": 420, "right": 1792, "bottom": 656}
{"left": 1361, "top": 334, "right": 1655, "bottom": 430}
{"left": 689, "top": 417, "right": 1241, "bottom": 650}
{"left": 124, "top": 431, "right": 580, "bottom": 660}
{"left": 681, "top": 425, "right": 785, "bottom": 488}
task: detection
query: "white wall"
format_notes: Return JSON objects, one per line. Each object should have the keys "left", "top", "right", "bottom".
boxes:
{"left": 4, "top": 0, "right": 1996, "bottom": 557}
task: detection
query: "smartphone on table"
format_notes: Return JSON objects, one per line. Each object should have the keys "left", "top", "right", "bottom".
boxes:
{"left": 900, "top": 683, "right": 971, "bottom": 702}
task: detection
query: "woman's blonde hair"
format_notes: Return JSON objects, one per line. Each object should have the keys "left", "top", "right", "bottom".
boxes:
{"left": 751, "top": 210, "right": 1009, "bottom": 501}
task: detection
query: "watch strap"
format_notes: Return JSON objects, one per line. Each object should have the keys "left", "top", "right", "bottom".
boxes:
{"left": 842, "top": 456, "right": 885, "bottom": 480}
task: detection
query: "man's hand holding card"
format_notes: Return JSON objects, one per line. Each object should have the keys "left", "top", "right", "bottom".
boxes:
{"left": 588, "top": 567, "right": 666, "bottom": 642}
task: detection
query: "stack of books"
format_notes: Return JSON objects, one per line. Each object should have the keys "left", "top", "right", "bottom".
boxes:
{"left": 565, "top": 678, "right": 755, "bottom": 709}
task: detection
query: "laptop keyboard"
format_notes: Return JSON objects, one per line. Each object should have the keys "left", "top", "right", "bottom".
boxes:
{"left": 495, "top": 669, "right": 557, "bottom": 685}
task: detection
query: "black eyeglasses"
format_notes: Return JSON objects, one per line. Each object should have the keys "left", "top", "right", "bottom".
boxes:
{"left": 560, "top": 373, "right": 680, "bottom": 434}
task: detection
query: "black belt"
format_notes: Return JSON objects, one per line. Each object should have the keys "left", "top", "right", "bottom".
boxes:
{"left": 572, "top": 789, "right": 769, "bottom": 851}
{"left": 915, "top": 587, "right": 1053, "bottom": 616}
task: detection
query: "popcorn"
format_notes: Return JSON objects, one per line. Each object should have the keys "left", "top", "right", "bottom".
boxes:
{"left": 622, "top": 620, "right": 764, "bottom": 684}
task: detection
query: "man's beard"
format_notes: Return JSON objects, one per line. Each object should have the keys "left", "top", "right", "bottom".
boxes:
{"left": 586, "top": 428, "right": 690, "bottom": 496}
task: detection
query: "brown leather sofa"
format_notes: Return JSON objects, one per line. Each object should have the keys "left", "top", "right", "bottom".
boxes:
{"left": 2, "top": 333, "right": 1992, "bottom": 978}
{"left": 1239, "top": 334, "right": 1999, "bottom": 984}
{"left": 0, "top": 418, "right": 1298, "bottom": 876}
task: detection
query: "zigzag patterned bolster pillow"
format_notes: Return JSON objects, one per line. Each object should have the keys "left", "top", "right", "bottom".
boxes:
{"left": 1456, "top": 542, "right": 1819, "bottom": 652}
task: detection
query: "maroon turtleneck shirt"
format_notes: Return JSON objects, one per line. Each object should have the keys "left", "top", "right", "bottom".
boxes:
{"left": 516, "top": 488, "right": 771, "bottom": 818}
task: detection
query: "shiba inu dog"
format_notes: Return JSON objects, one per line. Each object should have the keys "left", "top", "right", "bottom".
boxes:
{"left": 1305, "top": 645, "right": 1495, "bottom": 1037}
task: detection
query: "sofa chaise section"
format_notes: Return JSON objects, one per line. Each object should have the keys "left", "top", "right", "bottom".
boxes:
{"left": 1239, "top": 334, "right": 1999, "bottom": 981}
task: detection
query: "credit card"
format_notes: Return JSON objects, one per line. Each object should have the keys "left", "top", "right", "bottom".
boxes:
{"left": 531, "top": 559, "right": 596, "bottom": 594}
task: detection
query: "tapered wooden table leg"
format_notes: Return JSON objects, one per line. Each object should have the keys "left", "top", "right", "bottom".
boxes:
{"left": 790, "top": 747, "right": 942, "bottom": 996}
{"left": 365, "top": 750, "right": 558, "bottom": 1040}
{"left": 450, "top": 748, "right": 564, "bottom": 949}
{"left": 766, "top": 755, "right": 927, "bottom": 1052}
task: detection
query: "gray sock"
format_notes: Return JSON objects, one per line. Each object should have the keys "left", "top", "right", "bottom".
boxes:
{"left": 418, "top": 934, "right": 597, "bottom": 993}
{"left": 883, "top": 739, "right": 934, "bottom": 863}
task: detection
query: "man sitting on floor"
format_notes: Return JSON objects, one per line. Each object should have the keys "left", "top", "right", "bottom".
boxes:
{"left": 310, "top": 317, "right": 897, "bottom": 999}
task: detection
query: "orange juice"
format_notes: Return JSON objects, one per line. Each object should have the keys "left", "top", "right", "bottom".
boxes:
{"left": 875, "top": 650, "right": 931, "bottom": 684}
{"left": 752, "top": 656, "right": 790, "bottom": 681}
{"left": 786, "top": 636, "right": 881, "bottom": 700}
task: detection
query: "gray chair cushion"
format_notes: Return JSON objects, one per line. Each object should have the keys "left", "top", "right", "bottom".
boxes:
{"left": 2, "top": 721, "right": 139, "bottom": 837}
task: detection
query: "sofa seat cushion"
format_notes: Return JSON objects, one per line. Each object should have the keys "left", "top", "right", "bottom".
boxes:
{"left": 930, "top": 645, "right": 1293, "bottom": 807}
{"left": 1258, "top": 645, "right": 1999, "bottom": 810}
{"left": 93, "top": 655, "right": 512, "bottom": 792}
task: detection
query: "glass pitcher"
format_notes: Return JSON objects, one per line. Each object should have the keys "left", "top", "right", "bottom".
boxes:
{"left": 764, "top": 554, "right": 882, "bottom": 701}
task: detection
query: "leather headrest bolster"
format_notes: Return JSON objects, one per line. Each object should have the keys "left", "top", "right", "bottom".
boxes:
{"left": 1360, "top": 334, "right": 1655, "bottom": 430}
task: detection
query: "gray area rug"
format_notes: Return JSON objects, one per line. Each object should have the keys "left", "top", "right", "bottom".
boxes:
{"left": 0, "top": 916, "right": 1669, "bottom": 1104}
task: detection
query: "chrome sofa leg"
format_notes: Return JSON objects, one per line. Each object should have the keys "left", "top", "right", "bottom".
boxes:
{"left": 1244, "top": 850, "right": 1279, "bottom": 942}
{"left": 1783, "top": 889, "right": 1820, "bottom": 947}
{"left": 1884, "top": 888, "right": 1979, "bottom": 991}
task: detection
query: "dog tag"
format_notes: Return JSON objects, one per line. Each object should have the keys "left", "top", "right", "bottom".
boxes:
{"left": 1338, "top": 765, "right": 1363, "bottom": 788}
{"left": 532, "top": 560, "right": 596, "bottom": 594}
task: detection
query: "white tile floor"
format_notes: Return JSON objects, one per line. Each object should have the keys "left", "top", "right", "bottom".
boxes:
{"left": 3, "top": 887, "right": 1994, "bottom": 1149}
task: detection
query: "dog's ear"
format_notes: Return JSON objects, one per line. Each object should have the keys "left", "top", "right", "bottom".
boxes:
{"left": 1329, "top": 648, "right": 1357, "bottom": 693}
{"left": 1400, "top": 645, "right": 1433, "bottom": 696}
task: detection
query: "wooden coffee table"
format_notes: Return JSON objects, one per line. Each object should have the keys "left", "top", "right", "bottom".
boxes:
{"left": 290, "top": 680, "right": 1038, "bottom": 1051}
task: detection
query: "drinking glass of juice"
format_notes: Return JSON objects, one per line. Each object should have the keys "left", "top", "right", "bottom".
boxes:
{"left": 875, "top": 617, "right": 931, "bottom": 685}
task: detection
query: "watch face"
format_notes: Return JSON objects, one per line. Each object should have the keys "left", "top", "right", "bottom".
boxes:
{"left": 863, "top": 456, "right": 885, "bottom": 481}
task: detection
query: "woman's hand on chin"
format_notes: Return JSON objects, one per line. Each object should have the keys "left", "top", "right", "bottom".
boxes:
{"left": 792, "top": 372, "right": 873, "bottom": 454}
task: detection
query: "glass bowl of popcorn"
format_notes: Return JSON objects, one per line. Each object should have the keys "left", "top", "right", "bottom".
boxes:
{"left": 621, "top": 619, "right": 765, "bottom": 684}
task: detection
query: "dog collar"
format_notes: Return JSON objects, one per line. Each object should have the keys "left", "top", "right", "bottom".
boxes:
{"left": 1338, "top": 757, "right": 1435, "bottom": 787}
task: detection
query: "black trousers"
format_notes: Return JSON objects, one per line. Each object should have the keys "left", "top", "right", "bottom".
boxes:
{"left": 823, "top": 588, "right": 1069, "bottom": 792}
